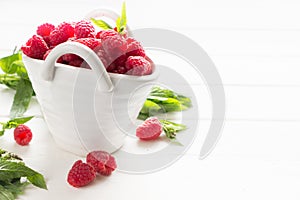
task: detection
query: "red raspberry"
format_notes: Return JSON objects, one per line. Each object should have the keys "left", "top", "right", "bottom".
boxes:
{"left": 107, "top": 54, "right": 127, "bottom": 73}
{"left": 37, "top": 23, "right": 55, "bottom": 37}
{"left": 14, "top": 124, "right": 33, "bottom": 145}
{"left": 125, "top": 56, "right": 152, "bottom": 76}
{"left": 96, "top": 29, "right": 118, "bottom": 40}
{"left": 49, "top": 22, "right": 74, "bottom": 47}
{"left": 67, "top": 160, "right": 96, "bottom": 187}
{"left": 62, "top": 54, "right": 80, "bottom": 62}
{"left": 86, "top": 151, "right": 117, "bottom": 176}
{"left": 96, "top": 48, "right": 110, "bottom": 69}
{"left": 102, "top": 34, "right": 127, "bottom": 57}
{"left": 75, "top": 38, "right": 101, "bottom": 51}
{"left": 136, "top": 117, "right": 162, "bottom": 140}
{"left": 43, "top": 49, "right": 64, "bottom": 63}
{"left": 74, "top": 20, "right": 95, "bottom": 39}
{"left": 126, "top": 37, "right": 145, "bottom": 57}
{"left": 68, "top": 59, "right": 84, "bottom": 67}
{"left": 112, "top": 66, "right": 127, "bottom": 74}
{"left": 21, "top": 35, "right": 49, "bottom": 59}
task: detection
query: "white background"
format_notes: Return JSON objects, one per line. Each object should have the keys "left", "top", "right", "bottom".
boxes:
{"left": 1, "top": 0, "right": 300, "bottom": 199}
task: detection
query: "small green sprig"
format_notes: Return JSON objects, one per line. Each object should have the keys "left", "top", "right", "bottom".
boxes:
{"left": 91, "top": 2, "right": 127, "bottom": 34}
{"left": 0, "top": 116, "right": 34, "bottom": 136}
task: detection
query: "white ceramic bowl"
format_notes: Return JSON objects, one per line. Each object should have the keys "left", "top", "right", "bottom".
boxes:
{"left": 22, "top": 8, "right": 159, "bottom": 155}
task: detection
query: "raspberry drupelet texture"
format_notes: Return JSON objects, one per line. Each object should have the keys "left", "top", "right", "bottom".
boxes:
{"left": 86, "top": 151, "right": 117, "bottom": 176}
{"left": 14, "top": 124, "right": 33, "bottom": 145}
{"left": 74, "top": 20, "right": 95, "bottom": 39}
{"left": 21, "top": 35, "right": 49, "bottom": 59}
{"left": 67, "top": 160, "right": 96, "bottom": 187}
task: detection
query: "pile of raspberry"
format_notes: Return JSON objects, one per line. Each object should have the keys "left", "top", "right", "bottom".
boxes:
{"left": 21, "top": 21, "right": 153, "bottom": 76}
{"left": 67, "top": 150, "right": 117, "bottom": 188}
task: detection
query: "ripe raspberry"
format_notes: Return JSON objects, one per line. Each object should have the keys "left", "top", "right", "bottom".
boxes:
{"left": 62, "top": 54, "right": 80, "bottom": 62}
{"left": 43, "top": 49, "right": 64, "bottom": 63}
{"left": 13, "top": 124, "right": 33, "bottom": 145}
{"left": 21, "top": 35, "right": 49, "bottom": 59}
{"left": 96, "top": 48, "right": 110, "bottom": 69}
{"left": 112, "top": 66, "right": 127, "bottom": 74}
{"left": 49, "top": 22, "right": 74, "bottom": 47}
{"left": 96, "top": 29, "right": 118, "bottom": 40}
{"left": 102, "top": 34, "right": 127, "bottom": 57}
{"left": 86, "top": 151, "right": 117, "bottom": 176}
{"left": 136, "top": 117, "right": 162, "bottom": 140}
{"left": 37, "top": 23, "right": 55, "bottom": 37}
{"left": 126, "top": 37, "right": 145, "bottom": 57}
{"left": 67, "top": 160, "right": 96, "bottom": 188}
{"left": 125, "top": 56, "right": 152, "bottom": 76}
{"left": 68, "top": 59, "right": 84, "bottom": 67}
{"left": 74, "top": 20, "right": 95, "bottom": 39}
{"left": 75, "top": 38, "right": 101, "bottom": 51}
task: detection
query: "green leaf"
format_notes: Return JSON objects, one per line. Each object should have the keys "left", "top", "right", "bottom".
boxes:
{"left": 91, "top": 18, "right": 112, "bottom": 30}
{"left": 2, "top": 181, "right": 29, "bottom": 198}
{"left": 0, "top": 160, "right": 47, "bottom": 189}
{"left": 0, "top": 74, "right": 21, "bottom": 90}
{"left": 160, "top": 120, "right": 187, "bottom": 140}
{"left": 116, "top": 2, "right": 127, "bottom": 33}
{"left": 0, "top": 52, "right": 22, "bottom": 74}
{"left": 0, "top": 185, "right": 14, "bottom": 200}
{"left": 27, "top": 173, "right": 47, "bottom": 189}
{"left": 147, "top": 96, "right": 183, "bottom": 112}
{"left": 8, "top": 116, "right": 34, "bottom": 125}
{"left": 10, "top": 78, "right": 33, "bottom": 119}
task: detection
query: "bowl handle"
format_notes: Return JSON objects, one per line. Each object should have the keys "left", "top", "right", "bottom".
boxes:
{"left": 42, "top": 42, "right": 114, "bottom": 92}
{"left": 84, "top": 8, "right": 133, "bottom": 37}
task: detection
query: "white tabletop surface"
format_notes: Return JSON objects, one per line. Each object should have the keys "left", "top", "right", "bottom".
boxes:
{"left": 1, "top": 0, "right": 300, "bottom": 199}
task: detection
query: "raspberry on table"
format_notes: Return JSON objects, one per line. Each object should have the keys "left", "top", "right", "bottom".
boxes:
{"left": 13, "top": 124, "right": 33, "bottom": 146}
{"left": 49, "top": 22, "right": 74, "bottom": 47}
{"left": 21, "top": 35, "right": 49, "bottom": 59}
{"left": 136, "top": 117, "right": 163, "bottom": 140}
{"left": 74, "top": 20, "right": 95, "bottom": 39}
{"left": 86, "top": 151, "right": 117, "bottom": 176}
{"left": 125, "top": 56, "right": 152, "bottom": 76}
{"left": 67, "top": 160, "right": 96, "bottom": 188}
{"left": 126, "top": 37, "right": 146, "bottom": 57}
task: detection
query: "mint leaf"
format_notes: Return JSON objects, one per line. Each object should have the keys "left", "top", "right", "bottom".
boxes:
{"left": 27, "top": 173, "right": 47, "bottom": 189}
{"left": 0, "top": 185, "right": 14, "bottom": 200}
{"left": 9, "top": 116, "right": 34, "bottom": 125}
{"left": 10, "top": 78, "right": 33, "bottom": 119}
{"left": 0, "top": 116, "right": 33, "bottom": 136}
{"left": 91, "top": 18, "right": 112, "bottom": 30}
{"left": 116, "top": 2, "right": 127, "bottom": 33}
{"left": 2, "top": 181, "right": 29, "bottom": 198}
{"left": 0, "top": 52, "right": 22, "bottom": 74}
{"left": 0, "top": 74, "right": 21, "bottom": 90}
{"left": 160, "top": 120, "right": 187, "bottom": 141}
{"left": 0, "top": 160, "right": 47, "bottom": 189}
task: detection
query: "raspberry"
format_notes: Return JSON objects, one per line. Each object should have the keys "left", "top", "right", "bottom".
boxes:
{"left": 125, "top": 56, "right": 152, "bottom": 76}
{"left": 136, "top": 117, "right": 162, "bottom": 140}
{"left": 21, "top": 35, "right": 49, "bottom": 59}
{"left": 96, "top": 48, "right": 110, "bottom": 69}
{"left": 68, "top": 59, "right": 84, "bottom": 67}
{"left": 96, "top": 29, "right": 118, "bottom": 40}
{"left": 86, "top": 151, "right": 117, "bottom": 176}
{"left": 102, "top": 34, "right": 127, "bottom": 57}
{"left": 126, "top": 37, "right": 146, "bottom": 57}
{"left": 14, "top": 124, "right": 33, "bottom": 146}
{"left": 107, "top": 54, "right": 127, "bottom": 73}
{"left": 112, "top": 66, "right": 127, "bottom": 74}
{"left": 62, "top": 54, "right": 80, "bottom": 62}
{"left": 43, "top": 49, "right": 64, "bottom": 63}
{"left": 75, "top": 38, "right": 101, "bottom": 51}
{"left": 74, "top": 20, "right": 95, "bottom": 39}
{"left": 49, "top": 22, "right": 74, "bottom": 47}
{"left": 37, "top": 23, "right": 55, "bottom": 37}
{"left": 67, "top": 160, "right": 96, "bottom": 188}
